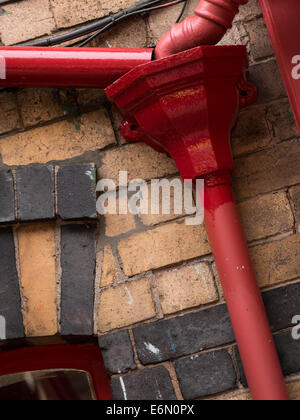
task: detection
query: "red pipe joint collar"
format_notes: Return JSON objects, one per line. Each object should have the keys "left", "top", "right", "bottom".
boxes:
{"left": 155, "top": 0, "right": 248, "bottom": 59}
{"left": 106, "top": 45, "right": 256, "bottom": 180}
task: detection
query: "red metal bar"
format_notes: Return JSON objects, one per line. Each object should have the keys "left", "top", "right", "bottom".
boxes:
{"left": 0, "top": 47, "right": 153, "bottom": 89}
{"left": 203, "top": 172, "right": 289, "bottom": 401}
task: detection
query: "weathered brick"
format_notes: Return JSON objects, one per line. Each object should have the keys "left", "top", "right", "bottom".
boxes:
{"left": 233, "top": 139, "right": 300, "bottom": 201}
{"left": 98, "top": 330, "right": 136, "bottom": 374}
{"left": 245, "top": 17, "right": 273, "bottom": 61}
{"left": 156, "top": 263, "right": 218, "bottom": 315}
{"left": 17, "top": 89, "right": 64, "bottom": 127}
{"left": 104, "top": 199, "right": 136, "bottom": 237}
{"left": 266, "top": 99, "right": 298, "bottom": 141}
{"left": 94, "top": 16, "right": 147, "bottom": 49}
{"left": 0, "top": 0, "right": 55, "bottom": 45}
{"left": 138, "top": 177, "right": 189, "bottom": 227}
{"left": 175, "top": 349, "right": 237, "bottom": 399}
{"left": 100, "top": 246, "right": 118, "bottom": 288}
{"left": 0, "top": 169, "right": 15, "bottom": 223}
{"left": 0, "top": 109, "right": 115, "bottom": 166}
{"left": 16, "top": 165, "right": 55, "bottom": 221}
{"left": 133, "top": 304, "right": 234, "bottom": 365}
{"left": 57, "top": 164, "right": 97, "bottom": 220}
{"left": 110, "top": 366, "right": 177, "bottom": 400}
{"left": 50, "top": 0, "right": 137, "bottom": 28}
{"left": 239, "top": 191, "right": 294, "bottom": 242}
{"left": 99, "top": 143, "right": 177, "bottom": 185}
{"left": 219, "top": 381, "right": 300, "bottom": 401}
{"left": 0, "top": 92, "right": 20, "bottom": 134}
{"left": 263, "top": 282, "right": 300, "bottom": 332}
{"left": 118, "top": 222, "right": 210, "bottom": 277}
{"left": 250, "top": 234, "right": 300, "bottom": 289}
{"left": 248, "top": 60, "right": 286, "bottom": 103}
{"left": 290, "top": 185, "right": 300, "bottom": 230}
{"left": 98, "top": 278, "right": 156, "bottom": 333}
{"left": 0, "top": 228, "right": 24, "bottom": 340}
{"left": 61, "top": 224, "right": 96, "bottom": 336}
{"left": 77, "top": 89, "right": 106, "bottom": 108}
{"left": 17, "top": 223, "right": 57, "bottom": 337}
{"left": 232, "top": 105, "right": 271, "bottom": 157}
{"left": 286, "top": 381, "right": 300, "bottom": 401}
{"left": 234, "top": 0, "right": 262, "bottom": 22}
{"left": 218, "top": 22, "right": 248, "bottom": 47}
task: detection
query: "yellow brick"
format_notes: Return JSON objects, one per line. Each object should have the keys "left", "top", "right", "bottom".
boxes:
{"left": 287, "top": 380, "right": 300, "bottom": 401}
{"left": 100, "top": 246, "right": 118, "bottom": 288}
{"left": 98, "top": 143, "right": 177, "bottom": 185}
{"left": 156, "top": 263, "right": 218, "bottom": 315}
{"left": 105, "top": 199, "right": 136, "bottom": 237}
{"left": 250, "top": 234, "right": 300, "bottom": 288}
{"left": 239, "top": 192, "right": 294, "bottom": 242}
{"left": 17, "top": 223, "right": 57, "bottom": 337}
{"left": 0, "top": 109, "right": 115, "bottom": 165}
{"left": 50, "top": 0, "right": 137, "bottom": 28}
{"left": 98, "top": 278, "right": 156, "bottom": 332}
{"left": 0, "top": 92, "right": 20, "bottom": 134}
{"left": 118, "top": 221, "right": 210, "bottom": 277}
{"left": 139, "top": 177, "right": 189, "bottom": 227}
{"left": 17, "top": 89, "right": 64, "bottom": 127}
{"left": 0, "top": 0, "right": 55, "bottom": 45}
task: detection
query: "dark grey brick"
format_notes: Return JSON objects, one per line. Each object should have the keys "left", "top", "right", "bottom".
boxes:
{"left": 236, "top": 329, "right": 300, "bottom": 388}
{"left": 263, "top": 282, "right": 300, "bottom": 332}
{"left": 0, "top": 228, "right": 24, "bottom": 340}
{"left": 60, "top": 224, "right": 96, "bottom": 336}
{"left": 0, "top": 169, "right": 15, "bottom": 223}
{"left": 248, "top": 60, "right": 286, "bottom": 103}
{"left": 110, "top": 366, "right": 177, "bottom": 400}
{"left": 57, "top": 164, "right": 97, "bottom": 220}
{"left": 133, "top": 304, "right": 235, "bottom": 365}
{"left": 16, "top": 165, "right": 55, "bottom": 221}
{"left": 98, "top": 330, "right": 136, "bottom": 374}
{"left": 175, "top": 349, "right": 237, "bottom": 399}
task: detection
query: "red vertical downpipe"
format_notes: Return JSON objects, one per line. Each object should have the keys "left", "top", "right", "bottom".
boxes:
{"left": 203, "top": 172, "right": 289, "bottom": 400}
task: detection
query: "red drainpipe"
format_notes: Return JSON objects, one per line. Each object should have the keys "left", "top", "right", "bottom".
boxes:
{"left": 105, "top": 45, "right": 289, "bottom": 401}
{"left": 156, "top": 0, "right": 248, "bottom": 59}
{"left": 0, "top": 47, "right": 153, "bottom": 89}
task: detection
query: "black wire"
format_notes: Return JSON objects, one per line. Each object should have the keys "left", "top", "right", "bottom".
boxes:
{"left": 76, "top": 0, "right": 186, "bottom": 48}
{"left": 176, "top": 0, "right": 188, "bottom": 23}
{"left": 19, "top": 0, "right": 168, "bottom": 47}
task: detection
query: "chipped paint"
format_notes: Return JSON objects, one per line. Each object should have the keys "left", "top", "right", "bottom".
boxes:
{"left": 167, "top": 329, "right": 176, "bottom": 353}
{"left": 0, "top": 56, "right": 6, "bottom": 80}
{"left": 119, "top": 377, "right": 128, "bottom": 400}
{"left": 125, "top": 287, "right": 134, "bottom": 306}
{"left": 144, "top": 342, "right": 160, "bottom": 356}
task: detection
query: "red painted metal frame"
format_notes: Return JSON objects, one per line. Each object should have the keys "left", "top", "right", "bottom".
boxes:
{"left": 0, "top": 344, "right": 112, "bottom": 400}
{"left": 0, "top": 47, "right": 153, "bottom": 89}
{"left": 106, "top": 45, "right": 289, "bottom": 400}
{"left": 259, "top": 0, "right": 300, "bottom": 133}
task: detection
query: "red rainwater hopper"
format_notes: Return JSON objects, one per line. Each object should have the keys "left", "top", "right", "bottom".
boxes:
{"left": 106, "top": 45, "right": 289, "bottom": 401}
{"left": 259, "top": 0, "right": 300, "bottom": 133}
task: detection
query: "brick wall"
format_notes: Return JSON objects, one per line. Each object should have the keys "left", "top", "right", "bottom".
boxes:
{"left": 0, "top": 0, "right": 299, "bottom": 400}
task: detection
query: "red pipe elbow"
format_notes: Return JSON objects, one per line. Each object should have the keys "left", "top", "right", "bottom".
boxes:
{"left": 155, "top": 0, "right": 248, "bottom": 59}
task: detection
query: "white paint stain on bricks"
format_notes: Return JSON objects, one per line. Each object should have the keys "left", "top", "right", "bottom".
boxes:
{"left": 0, "top": 56, "right": 6, "bottom": 80}
{"left": 125, "top": 287, "right": 134, "bottom": 306}
{"left": 144, "top": 342, "right": 160, "bottom": 356}
{"left": 119, "top": 377, "right": 128, "bottom": 400}
{"left": 0, "top": 315, "right": 6, "bottom": 340}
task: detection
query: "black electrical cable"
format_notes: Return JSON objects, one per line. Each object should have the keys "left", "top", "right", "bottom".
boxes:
{"left": 19, "top": 0, "right": 171, "bottom": 47}
{"left": 76, "top": 0, "right": 186, "bottom": 48}
{"left": 176, "top": 0, "right": 188, "bottom": 23}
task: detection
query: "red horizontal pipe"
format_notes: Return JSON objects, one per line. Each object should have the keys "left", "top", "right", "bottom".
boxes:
{"left": 0, "top": 47, "right": 153, "bottom": 89}
{"left": 203, "top": 173, "right": 289, "bottom": 400}
{"left": 156, "top": 0, "right": 248, "bottom": 59}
